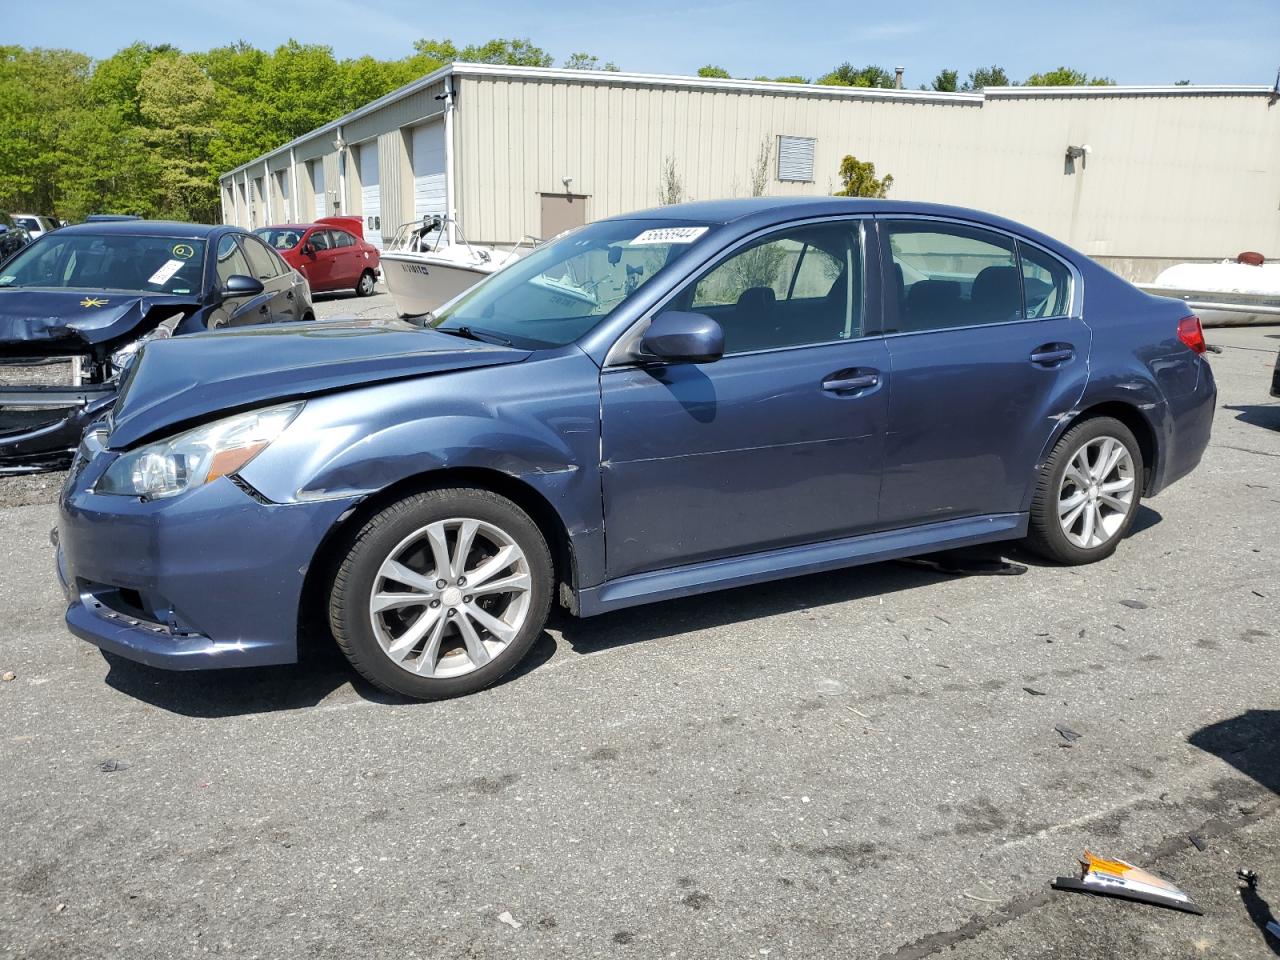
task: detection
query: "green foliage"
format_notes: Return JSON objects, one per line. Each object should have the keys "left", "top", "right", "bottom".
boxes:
{"left": 932, "top": 69, "right": 959, "bottom": 92}
{"left": 697, "top": 65, "right": 731, "bottom": 78}
{"left": 1025, "top": 66, "right": 1115, "bottom": 86}
{"left": 753, "top": 74, "right": 808, "bottom": 84}
{"left": 563, "top": 53, "right": 618, "bottom": 71}
{"left": 0, "top": 37, "right": 605, "bottom": 222}
{"left": 817, "top": 63, "right": 895, "bottom": 88}
{"left": 964, "top": 65, "right": 1011, "bottom": 90}
{"left": 833, "top": 155, "right": 893, "bottom": 198}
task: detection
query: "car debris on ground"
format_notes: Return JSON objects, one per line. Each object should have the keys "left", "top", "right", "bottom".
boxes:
{"left": 1053, "top": 850, "right": 1202, "bottom": 914}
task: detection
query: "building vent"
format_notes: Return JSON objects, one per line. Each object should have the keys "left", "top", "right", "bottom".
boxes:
{"left": 777, "top": 135, "right": 816, "bottom": 182}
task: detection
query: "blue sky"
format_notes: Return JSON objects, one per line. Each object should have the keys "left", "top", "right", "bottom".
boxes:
{"left": 11, "top": 0, "right": 1280, "bottom": 85}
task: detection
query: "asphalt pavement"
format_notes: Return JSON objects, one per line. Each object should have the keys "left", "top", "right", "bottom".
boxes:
{"left": 0, "top": 324, "right": 1277, "bottom": 959}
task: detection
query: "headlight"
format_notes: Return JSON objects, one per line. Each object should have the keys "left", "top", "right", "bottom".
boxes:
{"left": 96, "top": 401, "right": 304, "bottom": 499}
{"left": 109, "top": 325, "right": 172, "bottom": 375}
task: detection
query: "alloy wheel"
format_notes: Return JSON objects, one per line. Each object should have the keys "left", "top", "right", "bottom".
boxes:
{"left": 1057, "top": 435, "right": 1136, "bottom": 549}
{"left": 368, "top": 518, "right": 532, "bottom": 678}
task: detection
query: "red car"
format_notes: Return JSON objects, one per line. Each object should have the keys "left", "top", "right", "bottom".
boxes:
{"left": 255, "top": 217, "right": 380, "bottom": 297}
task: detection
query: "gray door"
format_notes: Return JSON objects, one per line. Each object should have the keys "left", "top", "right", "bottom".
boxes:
{"left": 540, "top": 193, "right": 588, "bottom": 241}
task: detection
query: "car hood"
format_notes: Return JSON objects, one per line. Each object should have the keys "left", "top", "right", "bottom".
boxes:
{"left": 0, "top": 289, "right": 204, "bottom": 356}
{"left": 108, "top": 318, "right": 531, "bottom": 448}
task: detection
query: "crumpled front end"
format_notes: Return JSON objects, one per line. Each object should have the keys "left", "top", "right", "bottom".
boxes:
{"left": 0, "top": 295, "right": 201, "bottom": 472}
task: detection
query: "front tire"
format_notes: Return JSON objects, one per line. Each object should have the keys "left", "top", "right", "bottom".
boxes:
{"left": 329, "top": 488, "right": 553, "bottom": 700}
{"left": 1024, "top": 417, "right": 1143, "bottom": 565}
{"left": 355, "top": 269, "right": 376, "bottom": 297}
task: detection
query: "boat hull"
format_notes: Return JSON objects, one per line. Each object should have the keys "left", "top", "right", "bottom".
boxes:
{"left": 1137, "top": 285, "right": 1280, "bottom": 327}
{"left": 381, "top": 254, "right": 493, "bottom": 317}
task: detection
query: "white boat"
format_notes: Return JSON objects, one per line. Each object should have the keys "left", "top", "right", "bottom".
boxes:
{"left": 380, "top": 217, "right": 532, "bottom": 318}
{"left": 1138, "top": 256, "right": 1280, "bottom": 327}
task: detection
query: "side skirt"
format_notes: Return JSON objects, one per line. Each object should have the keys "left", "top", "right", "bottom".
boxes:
{"left": 576, "top": 513, "right": 1028, "bottom": 617}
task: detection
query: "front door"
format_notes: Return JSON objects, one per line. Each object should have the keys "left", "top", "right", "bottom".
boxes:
{"left": 876, "top": 218, "right": 1089, "bottom": 526}
{"left": 600, "top": 219, "right": 889, "bottom": 580}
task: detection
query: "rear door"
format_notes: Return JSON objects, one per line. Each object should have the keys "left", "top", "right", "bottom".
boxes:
{"left": 876, "top": 217, "right": 1089, "bottom": 527}
{"left": 600, "top": 217, "right": 889, "bottom": 579}
{"left": 328, "top": 229, "right": 362, "bottom": 288}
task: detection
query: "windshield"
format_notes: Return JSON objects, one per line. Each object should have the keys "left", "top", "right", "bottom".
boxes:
{"left": 430, "top": 219, "right": 716, "bottom": 348}
{"left": 255, "top": 228, "right": 304, "bottom": 251}
{"left": 0, "top": 234, "right": 207, "bottom": 295}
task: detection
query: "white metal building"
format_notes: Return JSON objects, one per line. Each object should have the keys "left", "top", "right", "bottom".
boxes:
{"left": 219, "top": 63, "right": 1280, "bottom": 280}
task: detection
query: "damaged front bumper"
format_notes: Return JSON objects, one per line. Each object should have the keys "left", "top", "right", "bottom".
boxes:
{"left": 1, "top": 359, "right": 117, "bottom": 473}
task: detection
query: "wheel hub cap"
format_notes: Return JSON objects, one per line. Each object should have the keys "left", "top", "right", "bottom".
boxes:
{"left": 441, "top": 586, "right": 462, "bottom": 607}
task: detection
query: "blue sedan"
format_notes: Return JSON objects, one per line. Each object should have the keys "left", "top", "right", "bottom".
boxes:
{"left": 55, "top": 199, "right": 1216, "bottom": 699}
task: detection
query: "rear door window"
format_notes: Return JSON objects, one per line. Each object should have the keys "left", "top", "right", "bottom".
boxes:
{"left": 1019, "top": 243, "right": 1073, "bottom": 318}
{"left": 330, "top": 230, "right": 355, "bottom": 249}
{"left": 240, "top": 235, "right": 286, "bottom": 280}
{"left": 884, "top": 221, "right": 1021, "bottom": 333}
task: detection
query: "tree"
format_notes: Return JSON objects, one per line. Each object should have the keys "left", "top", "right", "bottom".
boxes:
{"left": 563, "top": 53, "right": 617, "bottom": 71}
{"left": 817, "top": 63, "right": 895, "bottom": 88}
{"left": 697, "top": 65, "right": 731, "bottom": 78}
{"left": 932, "top": 69, "right": 959, "bottom": 92}
{"left": 754, "top": 74, "right": 808, "bottom": 84}
{"left": 834, "top": 155, "right": 893, "bottom": 198}
{"left": 1025, "top": 66, "right": 1115, "bottom": 86}
{"left": 963, "top": 65, "right": 1010, "bottom": 90}
{"left": 138, "top": 54, "right": 219, "bottom": 221}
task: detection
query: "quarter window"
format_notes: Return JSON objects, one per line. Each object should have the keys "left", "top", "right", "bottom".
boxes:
{"left": 682, "top": 222, "right": 863, "bottom": 354}
{"left": 885, "top": 222, "right": 1021, "bottom": 333}
{"left": 1019, "top": 243, "right": 1072, "bottom": 318}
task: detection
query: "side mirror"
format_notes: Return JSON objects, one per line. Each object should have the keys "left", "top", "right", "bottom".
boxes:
{"left": 639, "top": 311, "right": 724, "bottom": 364}
{"left": 222, "top": 274, "right": 265, "bottom": 297}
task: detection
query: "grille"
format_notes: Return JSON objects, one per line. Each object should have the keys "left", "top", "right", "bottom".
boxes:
{"left": 0, "top": 357, "right": 83, "bottom": 388}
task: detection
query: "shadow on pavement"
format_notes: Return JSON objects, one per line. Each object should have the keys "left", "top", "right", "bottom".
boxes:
{"left": 100, "top": 629, "right": 557, "bottom": 718}
{"left": 1223, "top": 404, "right": 1280, "bottom": 431}
{"left": 1188, "top": 709, "right": 1280, "bottom": 796}
{"left": 1239, "top": 881, "right": 1280, "bottom": 958}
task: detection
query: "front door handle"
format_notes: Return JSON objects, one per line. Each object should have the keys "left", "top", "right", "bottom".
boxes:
{"left": 1029, "top": 344, "right": 1074, "bottom": 366}
{"left": 822, "top": 373, "right": 879, "bottom": 393}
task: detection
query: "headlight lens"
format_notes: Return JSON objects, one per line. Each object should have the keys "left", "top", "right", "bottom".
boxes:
{"left": 109, "top": 326, "right": 172, "bottom": 375}
{"left": 96, "top": 401, "right": 304, "bottom": 499}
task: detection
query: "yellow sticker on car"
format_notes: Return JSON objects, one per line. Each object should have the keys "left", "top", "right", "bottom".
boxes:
{"left": 80, "top": 297, "right": 108, "bottom": 308}
{"left": 172, "top": 243, "right": 196, "bottom": 260}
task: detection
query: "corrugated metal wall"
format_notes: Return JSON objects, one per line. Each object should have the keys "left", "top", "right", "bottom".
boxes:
{"left": 454, "top": 76, "right": 1279, "bottom": 260}
{"left": 222, "top": 70, "right": 1279, "bottom": 268}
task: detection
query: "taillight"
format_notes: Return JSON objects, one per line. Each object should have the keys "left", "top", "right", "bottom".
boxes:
{"left": 1177, "top": 315, "right": 1206, "bottom": 355}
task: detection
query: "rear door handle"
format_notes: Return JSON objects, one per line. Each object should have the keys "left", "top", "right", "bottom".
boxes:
{"left": 822, "top": 373, "right": 879, "bottom": 393}
{"left": 1029, "top": 345, "right": 1074, "bottom": 366}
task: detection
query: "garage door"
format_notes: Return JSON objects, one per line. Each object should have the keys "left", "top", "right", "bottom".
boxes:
{"left": 411, "top": 121, "right": 447, "bottom": 243}
{"left": 312, "top": 162, "right": 325, "bottom": 220}
{"left": 359, "top": 142, "right": 382, "bottom": 249}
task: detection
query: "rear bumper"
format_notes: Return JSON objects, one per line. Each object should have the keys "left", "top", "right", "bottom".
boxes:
{"left": 1, "top": 385, "right": 115, "bottom": 473}
{"left": 1149, "top": 357, "right": 1217, "bottom": 497}
{"left": 57, "top": 466, "right": 357, "bottom": 670}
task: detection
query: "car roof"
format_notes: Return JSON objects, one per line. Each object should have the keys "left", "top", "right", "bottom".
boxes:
{"left": 58, "top": 220, "right": 235, "bottom": 238}
{"left": 258, "top": 223, "right": 351, "bottom": 232}
{"left": 606, "top": 197, "right": 1076, "bottom": 258}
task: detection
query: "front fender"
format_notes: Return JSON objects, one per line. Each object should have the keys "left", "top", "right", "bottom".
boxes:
{"left": 238, "top": 350, "right": 608, "bottom": 585}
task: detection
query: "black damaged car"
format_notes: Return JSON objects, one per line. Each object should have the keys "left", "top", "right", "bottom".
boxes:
{"left": 0, "top": 220, "right": 314, "bottom": 473}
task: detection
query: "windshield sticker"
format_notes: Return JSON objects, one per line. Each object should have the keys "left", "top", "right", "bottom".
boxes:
{"left": 171, "top": 243, "right": 196, "bottom": 260}
{"left": 80, "top": 297, "right": 108, "bottom": 308}
{"left": 630, "top": 226, "right": 709, "bottom": 246}
{"left": 148, "top": 259, "right": 185, "bottom": 286}
{"left": 0, "top": 276, "right": 13, "bottom": 286}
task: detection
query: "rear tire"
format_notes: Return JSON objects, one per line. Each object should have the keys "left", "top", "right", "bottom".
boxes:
{"left": 1024, "top": 416, "right": 1143, "bottom": 565}
{"left": 355, "top": 270, "right": 376, "bottom": 297}
{"left": 329, "top": 488, "right": 553, "bottom": 700}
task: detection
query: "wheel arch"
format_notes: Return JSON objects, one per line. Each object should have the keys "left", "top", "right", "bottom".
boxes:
{"left": 1052, "top": 401, "right": 1160, "bottom": 495}
{"left": 296, "top": 466, "right": 578, "bottom": 660}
